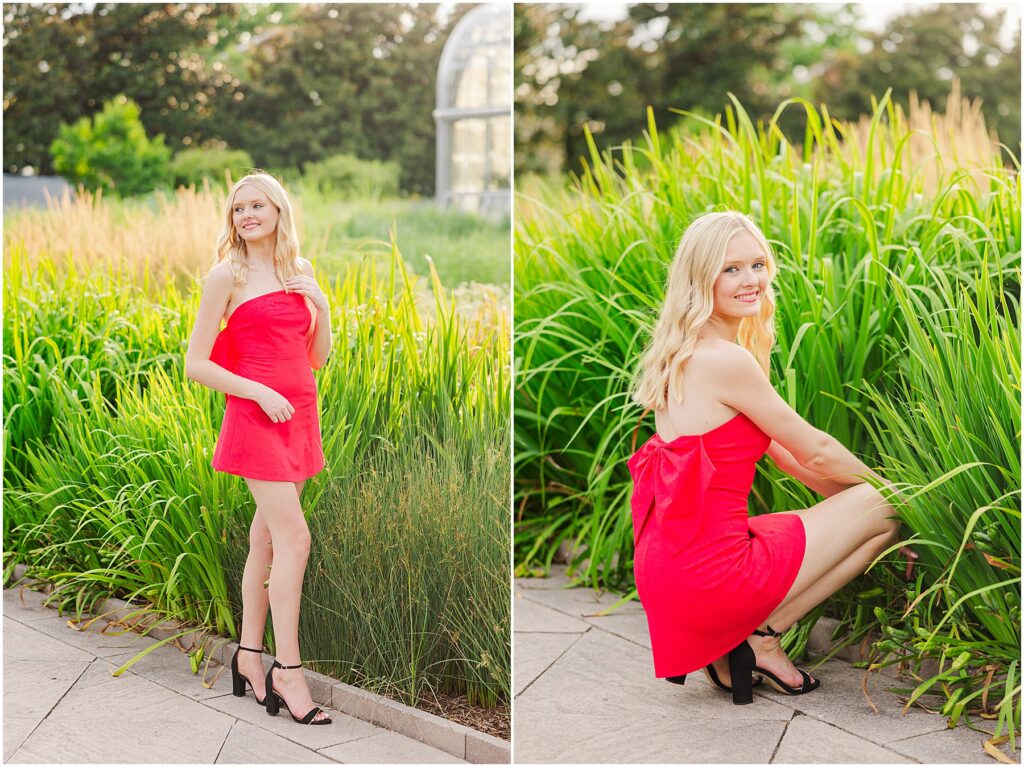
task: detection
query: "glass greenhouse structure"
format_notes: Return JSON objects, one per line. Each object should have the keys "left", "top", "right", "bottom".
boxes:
{"left": 434, "top": 4, "right": 511, "bottom": 217}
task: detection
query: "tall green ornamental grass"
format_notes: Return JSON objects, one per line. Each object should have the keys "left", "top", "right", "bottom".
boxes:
{"left": 514, "top": 93, "right": 1020, "bottom": 739}
{"left": 3, "top": 241, "right": 510, "bottom": 708}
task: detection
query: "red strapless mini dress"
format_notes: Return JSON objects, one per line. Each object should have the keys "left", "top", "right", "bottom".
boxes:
{"left": 208, "top": 289, "right": 325, "bottom": 482}
{"left": 627, "top": 412, "right": 805, "bottom": 678}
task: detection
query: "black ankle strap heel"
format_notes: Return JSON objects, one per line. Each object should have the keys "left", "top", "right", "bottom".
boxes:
{"left": 750, "top": 624, "right": 822, "bottom": 696}
{"left": 727, "top": 640, "right": 756, "bottom": 705}
{"left": 230, "top": 644, "right": 266, "bottom": 704}
{"left": 264, "top": 659, "right": 333, "bottom": 725}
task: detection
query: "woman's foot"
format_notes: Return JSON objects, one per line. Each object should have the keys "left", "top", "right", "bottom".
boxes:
{"left": 708, "top": 633, "right": 815, "bottom": 689}
{"left": 237, "top": 651, "right": 267, "bottom": 701}
{"left": 269, "top": 666, "right": 331, "bottom": 723}
{"left": 747, "top": 631, "right": 815, "bottom": 688}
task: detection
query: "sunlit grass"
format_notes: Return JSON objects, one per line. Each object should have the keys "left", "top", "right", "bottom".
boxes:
{"left": 2, "top": 181, "right": 510, "bottom": 294}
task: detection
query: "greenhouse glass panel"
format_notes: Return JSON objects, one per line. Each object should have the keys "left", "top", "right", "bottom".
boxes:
{"left": 435, "top": 4, "right": 511, "bottom": 217}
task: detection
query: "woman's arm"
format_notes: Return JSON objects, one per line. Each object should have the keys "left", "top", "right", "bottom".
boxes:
{"left": 291, "top": 258, "right": 332, "bottom": 370}
{"left": 185, "top": 264, "right": 264, "bottom": 398}
{"left": 766, "top": 440, "right": 849, "bottom": 498}
{"left": 714, "top": 344, "right": 887, "bottom": 488}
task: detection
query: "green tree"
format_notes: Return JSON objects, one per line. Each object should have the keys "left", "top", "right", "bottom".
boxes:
{"left": 515, "top": 3, "right": 850, "bottom": 175}
{"left": 50, "top": 94, "right": 172, "bottom": 196}
{"left": 3, "top": 3, "right": 239, "bottom": 174}
{"left": 816, "top": 4, "right": 1021, "bottom": 157}
{"left": 220, "top": 3, "right": 468, "bottom": 195}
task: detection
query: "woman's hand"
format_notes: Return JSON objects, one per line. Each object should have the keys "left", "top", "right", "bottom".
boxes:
{"left": 284, "top": 274, "right": 329, "bottom": 315}
{"left": 253, "top": 383, "right": 295, "bottom": 423}
{"left": 898, "top": 545, "right": 919, "bottom": 579}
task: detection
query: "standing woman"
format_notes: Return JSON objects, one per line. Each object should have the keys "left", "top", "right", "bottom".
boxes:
{"left": 627, "top": 211, "right": 915, "bottom": 705}
{"left": 185, "top": 170, "right": 333, "bottom": 725}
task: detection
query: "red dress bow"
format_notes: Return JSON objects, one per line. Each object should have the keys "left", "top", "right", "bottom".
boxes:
{"left": 627, "top": 437, "right": 717, "bottom": 552}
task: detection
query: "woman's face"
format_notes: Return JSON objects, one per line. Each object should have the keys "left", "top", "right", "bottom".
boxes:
{"left": 712, "top": 231, "right": 770, "bottom": 316}
{"left": 231, "top": 183, "right": 279, "bottom": 244}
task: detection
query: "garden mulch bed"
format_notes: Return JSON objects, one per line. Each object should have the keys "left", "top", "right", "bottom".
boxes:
{"left": 411, "top": 688, "right": 512, "bottom": 741}
{"left": 412, "top": 691, "right": 510, "bottom": 741}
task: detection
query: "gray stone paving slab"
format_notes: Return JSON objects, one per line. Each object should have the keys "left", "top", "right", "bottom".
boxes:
{"left": 514, "top": 567, "right": 1013, "bottom": 764}
{"left": 514, "top": 571, "right": 576, "bottom": 590}
{"left": 516, "top": 581, "right": 626, "bottom": 617}
{"left": 3, "top": 657, "right": 90, "bottom": 725}
{"left": 215, "top": 718, "right": 336, "bottom": 764}
{"left": 4, "top": 716, "right": 47, "bottom": 762}
{"left": 519, "top": 626, "right": 795, "bottom": 714}
{"left": 3, "top": 585, "right": 64, "bottom": 621}
{"left": 318, "top": 730, "right": 466, "bottom": 763}
{"left": 516, "top": 627, "right": 797, "bottom": 762}
{"left": 582, "top": 610, "right": 652, "bottom": 648}
{"left": 104, "top": 641, "right": 234, "bottom": 702}
{"left": 4, "top": 591, "right": 498, "bottom": 764}
{"left": 3, "top": 616, "right": 94, "bottom": 663}
{"left": 887, "top": 724, "right": 1021, "bottom": 764}
{"left": 3, "top": 716, "right": 39, "bottom": 762}
{"left": 773, "top": 655, "right": 956, "bottom": 746}
{"left": 514, "top": 631, "right": 582, "bottom": 696}
{"left": 7, "top": 657, "right": 234, "bottom": 763}
{"left": 516, "top": 710, "right": 788, "bottom": 764}
{"left": 772, "top": 713, "right": 915, "bottom": 763}
{"left": 202, "top": 689, "right": 376, "bottom": 750}
{"left": 12, "top": 606, "right": 158, "bottom": 658}
{"left": 514, "top": 593, "right": 591, "bottom": 633}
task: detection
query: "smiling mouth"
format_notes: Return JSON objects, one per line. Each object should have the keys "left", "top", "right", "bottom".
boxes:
{"left": 242, "top": 223, "right": 260, "bottom": 230}
{"left": 735, "top": 290, "right": 760, "bottom": 302}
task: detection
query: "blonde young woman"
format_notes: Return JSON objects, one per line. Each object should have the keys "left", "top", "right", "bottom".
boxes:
{"left": 627, "top": 211, "right": 916, "bottom": 705}
{"left": 185, "top": 171, "right": 332, "bottom": 724}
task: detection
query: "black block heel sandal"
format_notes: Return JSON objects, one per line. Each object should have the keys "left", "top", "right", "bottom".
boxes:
{"left": 230, "top": 644, "right": 266, "bottom": 706}
{"left": 702, "top": 661, "right": 763, "bottom": 692}
{"left": 666, "top": 641, "right": 761, "bottom": 705}
{"left": 751, "top": 625, "right": 821, "bottom": 695}
{"left": 727, "top": 639, "right": 757, "bottom": 705}
{"left": 264, "top": 660, "right": 333, "bottom": 725}
{"left": 665, "top": 665, "right": 764, "bottom": 691}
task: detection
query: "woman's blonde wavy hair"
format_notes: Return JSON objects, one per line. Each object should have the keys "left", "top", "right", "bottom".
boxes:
{"left": 215, "top": 170, "right": 301, "bottom": 285}
{"left": 631, "top": 211, "right": 778, "bottom": 411}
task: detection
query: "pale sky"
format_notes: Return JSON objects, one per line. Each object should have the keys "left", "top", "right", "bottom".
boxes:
{"left": 576, "top": 2, "right": 1020, "bottom": 47}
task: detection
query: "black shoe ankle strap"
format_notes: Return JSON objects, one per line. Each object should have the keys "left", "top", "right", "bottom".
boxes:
{"left": 272, "top": 659, "right": 303, "bottom": 670}
{"left": 237, "top": 645, "right": 264, "bottom": 653}
{"left": 752, "top": 624, "right": 782, "bottom": 637}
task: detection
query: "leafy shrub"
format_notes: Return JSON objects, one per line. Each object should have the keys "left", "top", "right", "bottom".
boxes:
{"left": 49, "top": 95, "right": 171, "bottom": 196}
{"left": 302, "top": 152, "right": 400, "bottom": 199}
{"left": 169, "top": 147, "right": 254, "bottom": 189}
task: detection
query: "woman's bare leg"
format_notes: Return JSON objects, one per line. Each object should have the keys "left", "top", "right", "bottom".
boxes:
{"left": 712, "top": 483, "right": 900, "bottom": 688}
{"left": 239, "top": 478, "right": 326, "bottom": 721}
{"left": 237, "top": 507, "right": 273, "bottom": 698}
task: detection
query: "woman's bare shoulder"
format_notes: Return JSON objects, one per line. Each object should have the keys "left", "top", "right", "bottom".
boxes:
{"left": 206, "top": 260, "right": 234, "bottom": 287}
{"left": 688, "top": 339, "right": 754, "bottom": 370}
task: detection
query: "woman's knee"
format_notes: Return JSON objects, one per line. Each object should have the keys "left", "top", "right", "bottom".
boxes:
{"left": 842, "top": 482, "right": 900, "bottom": 538}
{"left": 249, "top": 518, "right": 273, "bottom": 551}
{"left": 275, "top": 525, "right": 312, "bottom": 557}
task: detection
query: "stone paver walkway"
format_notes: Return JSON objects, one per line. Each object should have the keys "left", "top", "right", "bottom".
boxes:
{"left": 3, "top": 585, "right": 465, "bottom": 764}
{"left": 514, "top": 566, "right": 1019, "bottom": 764}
